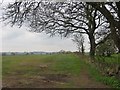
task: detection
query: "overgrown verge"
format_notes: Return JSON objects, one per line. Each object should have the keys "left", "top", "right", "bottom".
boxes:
{"left": 87, "top": 63, "right": 120, "bottom": 88}
{"left": 81, "top": 54, "right": 120, "bottom": 88}
{"left": 95, "top": 55, "right": 120, "bottom": 77}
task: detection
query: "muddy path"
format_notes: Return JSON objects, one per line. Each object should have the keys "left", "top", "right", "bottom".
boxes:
{"left": 70, "top": 67, "right": 109, "bottom": 88}
{"left": 2, "top": 66, "right": 110, "bottom": 88}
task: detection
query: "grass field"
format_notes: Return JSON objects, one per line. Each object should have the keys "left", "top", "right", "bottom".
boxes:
{"left": 2, "top": 54, "right": 83, "bottom": 88}
{"left": 2, "top": 53, "right": 120, "bottom": 88}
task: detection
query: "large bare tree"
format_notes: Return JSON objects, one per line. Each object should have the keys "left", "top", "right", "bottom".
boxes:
{"left": 87, "top": 2, "right": 120, "bottom": 53}
{"left": 2, "top": 1, "right": 110, "bottom": 57}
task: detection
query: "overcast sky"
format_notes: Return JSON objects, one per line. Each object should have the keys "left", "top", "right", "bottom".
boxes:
{"left": 0, "top": 0, "right": 90, "bottom": 52}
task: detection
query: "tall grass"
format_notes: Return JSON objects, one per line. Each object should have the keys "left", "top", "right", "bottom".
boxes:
{"left": 88, "top": 54, "right": 120, "bottom": 88}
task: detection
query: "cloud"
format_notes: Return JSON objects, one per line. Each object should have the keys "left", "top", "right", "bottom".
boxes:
{"left": 1, "top": 24, "right": 78, "bottom": 52}
{"left": 0, "top": 0, "right": 90, "bottom": 52}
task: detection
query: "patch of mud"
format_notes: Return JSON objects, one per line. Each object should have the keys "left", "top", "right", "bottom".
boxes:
{"left": 19, "top": 63, "right": 33, "bottom": 66}
{"left": 2, "top": 76, "right": 56, "bottom": 88}
{"left": 42, "top": 74, "right": 69, "bottom": 82}
{"left": 2, "top": 74, "right": 69, "bottom": 88}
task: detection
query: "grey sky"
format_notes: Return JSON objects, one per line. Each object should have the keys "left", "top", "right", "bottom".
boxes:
{"left": 0, "top": 0, "right": 90, "bottom": 52}
{"left": 1, "top": 25, "right": 80, "bottom": 52}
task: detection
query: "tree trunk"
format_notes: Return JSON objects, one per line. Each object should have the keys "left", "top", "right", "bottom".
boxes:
{"left": 87, "top": 3, "right": 120, "bottom": 53}
{"left": 89, "top": 34, "right": 96, "bottom": 58}
{"left": 81, "top": 43, "right": 84, "bottom": 55}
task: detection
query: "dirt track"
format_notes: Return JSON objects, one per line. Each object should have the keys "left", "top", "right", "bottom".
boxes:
{"left": 2, "top": 66, "right": 109, "bottom": 88}
{"left": 70, "top": 67, "right": 109, "bottom": 88}
{"left": 2, "top": 54, "right": 110, "bottom": 88}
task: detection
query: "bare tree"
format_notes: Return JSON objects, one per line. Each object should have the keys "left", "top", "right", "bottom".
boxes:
{"left": 72, "top": 33, "right": 84, "bottom": 54}
{"left": 2, "top": 1, "right": 110, "bottom": 57}
{"left": 87, "top": 2, "right": 120, "bottom": 53}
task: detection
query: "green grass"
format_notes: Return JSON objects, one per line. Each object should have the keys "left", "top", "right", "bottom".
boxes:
{"left": 2, "top": 54, "right": 82, "bottom": 77}
{"left": 0, "top": 56, "right": 2, "bottom": 79}
{"left": 2, "top": 53, "right": 120, "bottom": 88}
{"left": 95, "top": 54, "right": 120, "bottom": 64}
{"left": 2, "top": 54, "right": 85, "bottom": 88}
{"left": 87, "top": 63, "right": 120, "bottom": 88}
{"left": 104, "top": 54, "right": 120, "bottom": 64}
{"left": 89, "top": 54, "right": 120, "bottom": 88}
{"left": 50, "top": 54, "right": 82, "bottom": 76}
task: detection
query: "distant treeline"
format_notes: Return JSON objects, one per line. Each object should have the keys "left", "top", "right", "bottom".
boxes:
{"left": 1, "top": 50, "right": 79, "bottom": 56}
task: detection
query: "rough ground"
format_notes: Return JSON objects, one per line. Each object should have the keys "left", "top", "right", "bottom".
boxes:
{"left": 70, "top": 67, "right": 109, "bottom": 88}
{"left": 2, "top": 54, "right": 110, "bottom": 88}
{"left": 2, "top": 65, "right": 109, "bottom": 88}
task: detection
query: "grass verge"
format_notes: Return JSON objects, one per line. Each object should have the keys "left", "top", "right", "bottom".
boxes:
{"left": 83, "top": 54, "right": 120, "bottom": 88}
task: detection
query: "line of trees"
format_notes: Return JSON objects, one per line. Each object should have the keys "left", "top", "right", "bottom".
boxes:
{"left": 87, "top": 2, "right": 120, "bottom": 53}
{"left": 2, "top": 1, "right": 120, "bottom": 58}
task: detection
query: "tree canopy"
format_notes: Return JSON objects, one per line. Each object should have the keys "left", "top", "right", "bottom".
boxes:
{"left": 2, "top": 1, "right": 119, "bottom": 56}
{"left": 87, "top": 2, "right": 120, "bottom": 53}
